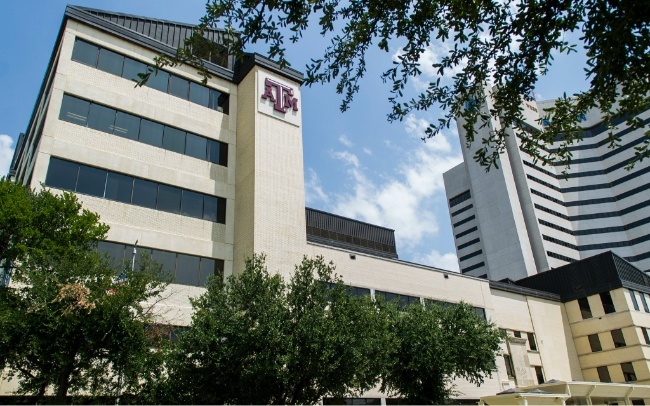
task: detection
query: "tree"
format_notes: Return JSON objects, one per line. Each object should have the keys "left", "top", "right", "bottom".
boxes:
{"left": 380, "top": 302, "right": 504, "bottom": 404}
{"left": 150, "top": 0, "right": 649, "bottom": 171}
{"left": 0, "top": 179, "right": 169, "bottom": 401}
{"left": 149, "top": 254, "right": 392, "bottom": 404}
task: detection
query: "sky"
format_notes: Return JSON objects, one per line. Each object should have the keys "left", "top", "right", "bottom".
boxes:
{"left": 0, "top": 1, "right": 589, "bottom": 272}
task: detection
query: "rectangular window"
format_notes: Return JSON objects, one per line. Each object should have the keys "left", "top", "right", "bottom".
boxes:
{"left": 181, "top": 190, "right": 204, "bottom": 219}
{"left": 75, "top": 165, "right": 107, "bottom": 197}
{"left": 612, "top": 329, "right": 626, "bottom": 348}
{"left": 216, "top": 197, "right": 227, "bottom": 224}
{"left": 87, "top": 103, "right": 116, "bottom": 133}
{"left": 185, "top": 133, "right": 207, "bottom": 160}
{"left": 97, "top": 48, "right": 125, "bottom": 76}
{"left": 534, "top": 366, "right": 545, "bottom": 384}
{"left": 45, "top": 158, "right": 79, "bottom": 191}
{"left": 71, "top": 38, "right": 99, "bottom": 67}
{"left": 642, "top": 327, "right": 650, "bottom": 345}
{"left": 630, "top": 290, "right": 640, "bottom": 311}
{"left": 146, "top": 70, "right": 170, "bottom": 93}
{"left": 527, "top": 332, "right": 538, "bottom": 351}
{"left": 210, "top": 89, "right": 229, "bottom": 114}
{"left": 175, "top": 254, "right": 200, "bottom": 286}
{"left": 168, "top": 75, "right": 189, "bottom": 99}
{"left": 139, "top": 119, "right": 164, "bottom": 148}
{"left": 208, "top": 139, "right": 228, "bottom": 166}
{"left": 131, "top": 178, "right": 158, "bottom": 209}
{"left": 588, "top": 334, "right": 602, "bottom": 352}
{"left": 97, "top": 241, "right": 126, "bottom": 268}
{"left": 641, "top": 293, "right": 650, "bottom": 313}
{"left": 59, "top": 94, "right": 90, "bottom": 126}
{"left": 503, "top": 354, "right": 515, "bottom": 379}
{"left": 157, "top": 184, "right": 182, "bottom": 214}
{"left": 597, "top": 366, "right": 611, "bottom": 382}
{"left": 162, "top": 126, "right": 186, "bottom": 154}
{"left": 199, "top": 258, "right": 224, "bottom": 287}
{"left": 113, "top": 111, "right": 140, "bottom": 141}
{"left": 622, "top": 362, "right": 637, "bottom": 382}
{"left": 152, "top": 249, "right": 177, "bottom": 279}
{"left": 513, "top": 331, "right": 522, "bottom": 338}
{"left": 105, "top": 172, "right": 133, "bottom": 203}
{"left": 189, "top": 82, "right": 210, "bottom": 107}
{"left": 600, "top": 292, "right": 616, "bottom": 314}
{"left": 122, "top": 58, "right": 148, "bottom": 82}
{"left": 578, "top": 297, "right": 592, "bottom": 319}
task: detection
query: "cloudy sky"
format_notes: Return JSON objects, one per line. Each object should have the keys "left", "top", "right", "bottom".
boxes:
{"left": 0, "top": 1, "right": 589, "bottom": 272}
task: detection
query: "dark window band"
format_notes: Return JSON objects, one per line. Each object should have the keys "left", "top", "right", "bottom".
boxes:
{"left": 547, "top": 251, "right": 577, "bottom": 263}
{"left": 459, "top": 249, "right": 482, "bottom": 262}
{"left": 456, "top": 226, "right": 478, "bottom": 239}
{"left": 543, "top": 235, "right": 578, "bottom": 251}
{"left": 449, "top": 190, "right": 471, "bottom": 208}
{"left": 451, "top": 204, "right": 473, "bottom": 217}
{"left": 461, "top": 261, "right": 485, "bottom": 274}
{"left": 539, "top": 219, "right": 573, "bottom": 235}
{"left": 458, "top": 238, "right": 481, "bottom": 250}
{"left": 59, "top": 94, "right": 228, "bottom": 167}
{"left": 45, "top": 157, "right": 226, "bottom": 224}
{"left": 72, "top": 38, "right": 229, "bottom": 114}
{"left": 531, "top": 188, "right": 565, "bottom": 206}
{"left": 453, "top": 215, "right": 475, "bottom": 228}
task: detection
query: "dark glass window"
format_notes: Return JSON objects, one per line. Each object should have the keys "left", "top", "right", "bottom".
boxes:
{"left": 622, "top": 362, "right": 637, "bottom": 382}
{"left": 185, "top": 133, "right": 207, "bottom": 160}
{"left": 181, "top": 190, "right": 204, "bottom": 219}
{"left": 98, "top": 241, "right": 126, "bottom": 268}
{"left": 157, "top": 184, "right": 182, "bottom": 214}
{"left": 139, "top": 119, "right": 164, "bottom": 148}
{"left": 346, "top": 286, "right": 371, "bottom": 297}
{"left": 152, "top": 250, "right": 176, "bottom": 279}
{"left": 132, "top": 178, "right": 158, "bottom": 209}
{"left": 630, "top": 290, "right": 640, "bottom": 311}
{"left": 513, "top": 331, "right": 522, "bottom": 338}
{"left": 105, "top": 172, "right": 133, "bottom": 203}
{"left": 169, "top": 75, "right": 189, "bottom": 99}
{"left": 76, "top": 165, "right": 107, "bottom": 197}
{"left": 642, "top": 327, "right": 650, "bottom": 345}
{"left": 203, "top": 195, "right": 218, "bottom": 222}
{"left": 71, "top": 39, "right": 99, "bottom": 67}
{"left": 97, "top": 48, "right": 124, "bottom": 76}
{"left": 162, "top": 126, "right": 186, "bottom": 154}
{"left": 210, "top": 89, "right": 228, "bottom": 113}
{"left": 474, "top": 307, "right": 487, "bottom": 320}
{"left": 534, "top": 366, "right": 545, "bottom": 384}
{"left": 45, "top": 158, "right": 79, "bottom": 191}
{"left": 612, "top": 329, "right": 626, "bottom": 348}
{"left": 640, "top": 293, "right": 650, "bottom": 313}
{"left": 527, "top": 332, "right": 537, "bottom": 351}
{"left": 146, "top": 70, "right": 170, "bottom": 93}
{"left": 597, "top": 366, "right": 611, "bottom": 382}
{"left": 176, "top": 254, "right": 200, "bottom": 286}
{"left": 87, "top": 103, "right": 116, "bottom": 133}
{"left": 578, "top": 297, "right": 592, "bottom": 319}
{"left": 122, "top": 58, "right": 148, "bottom": 82}
{"left": 600, "top": 292, "right": 616, "bottom": 314}
{"left": 588, "top": 334, "right": 602, "bottom": 352}
{"left": 199, "top": 258, "right": 221, "bottom": 286}
{"left": 217, "top": 197, "right": 227, "bottom": 224}
{"left": 189, "top": 82, "right": 210, "bottom": 107}
{"left": 59, "top": 95, "right": 90, "bottom": 126}
{"left": 113, "top": 111, "right": 140, "bottom": 141}
{"left": 503, "top": 354, "right": 515, "bottom": 378}
{"left": 208, "top": 140, "right": 223, "bottom": 165}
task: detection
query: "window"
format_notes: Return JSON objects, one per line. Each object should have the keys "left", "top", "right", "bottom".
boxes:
{"left": 76, "top": 165, "right": 107, "bottom": 197}
{"left": 71, "top": 38, "right": 99, "bottom": 67}
{"left": 139, "top": 119, "right": 164, "bottom": 148}
{"left": 621, "top": 362, "right": 637, "bottom": 382}
{"left": 630, "top": 290, "right": 640, "bottom": 311}
{"left": 513, "top": 331, "right": 522, "bottom": 338}
{"left": 641, "top": 293, "right": 650, "bottom": 313}
{"left": 176, "top": 254, "right": 200, "bottom": 286}
{"left": 59, "top": 94, "right": 90, "bottom": 126}
{"left": 199, "top": 258, "right": 224, "bottom": 286}
{"left": 97, "top": 241, "right": 125, "bottom": 268}
{"left": 449, "top": 190, "right": 471, "bottom": 208}
{"left": 374, "top": 290, "right": 420, "bottom": 310}
{"left": 122, "top": 58, "right": 148, "bottom": 82}
{"left": 202, "top": 195, "right": 219, "bottom": 222}
{"left": 162, "top": 126, "right": 186, "bottom": 154}
{"left": 534, "top": 366, "right": 545, "bottom": 384}
{"left": 157, "top": 184, "right": 182, "bottom": 214}
{"left": 146, "top": 70, "right": 170, "bottom": 93}
{"left": 97, "top": 48, "right": 124, "bottom": 76}
{"left": 152, "top": 249, "right": 176, "bottom": 278}
{"left": 45, "top": 158, "right": 79, "bottom": 191}
{"left": 578, "top": 297, "right": 592, "bottom": 319}
{"left": 588, "top": 334, "right": 602, "bottom": 352}
{"left": 527, "top": 332, "right": 538, "bottom": 351}
{"left": 189, "top": 82, "right": 210, "bottom": 107}
{"left": 600, "top": 292, "right": 616, "bottom": 314}
{"left": 169, "top": 75, "right": 189, "bottom": 99}
{"left": 210, "top": 89, "right": 230, "bottom": 114}
{"left": 597, "top": 366, "right": 611, "bottom": 382}
{"left": 181, "top": 190, "right": 204, "bottom": 219}
{"left": 208, "top": 139, "right": 228, "bottom": 166}
{"left": 105, "top": 172, "right": 133, "bottom": 203}
{"left": 185, "top": 133, "right": 207, "bottom": 160}
{"left": 611, "top": 329, "right": 626, "bottom": 348}
{"left": 642, "top": 327, "right": 650, "bottom": 345}
{"left": 113, "top": 111, "right": 140, "bottom": 141}
{"left": 474, "top": 307, "right": 487, "bottom": 320}
{"left": 132, "top": 178, "right": 158, "bottom": 209}
{"left": 503, "top": 355, "right": 515, "bottom": 379}
{"left": 87, "top": 103, "right": 116, "bottom": 133}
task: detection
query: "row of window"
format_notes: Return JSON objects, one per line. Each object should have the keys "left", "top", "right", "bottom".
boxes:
{"left": 453, "top": 215, "right": 475, "bottom": 228}
{"left": 459, "top": 249, "right": 482, "bottom": 262}
{"left": 629, "top": 290, "right": 650, "bottom": 313}
{"left": 98, "top": 241, "right": 224, "bottom": 287}
{"left": 578, "top": 292, "right": 616, "bottom": 319}
{"left": 502, "top": 355, "right": 545, "bottom": 384}
{"left": 597, "top": 363, "right": 637, "bottom": 383}
{"left": 461, "top": 261, "right": 485, "bottom": 274}
{"left": 60, "top": 94, "right": 228, "bottom": 167}
{"left": 541, "top": 215, "right": 650, "bottom": 237}
{"left": 455, "top": 226, "right": 478, "bottom": 240}
{"left": 531, "top": 188, "right": 565, "bottom": 206}
{"left": 543, "top": 234, "right": 578, "bottom": 251}
{"left": 458, "top": 238, "right": 481, "bottom": 251}
{"left": 449, "top": 190, "right": 471, "bottom": 208}
{"left": 537, "top": 197, "right": 650, "bottom": 223}
{"left": 547, "top": 251, "right": 577, "bottom": 263}
{"left": 45, "top": 158, "right": 227, "bottom": 223}
{"left": 450, "top": 203, "right": 473, "bottom": 217}
{"left": 512, "top": 330, "right": 538, "bottom": 351}
{"left": 539, "top": 219, "right": 573, "bottom": 235}
{"left": 550, "top": 116, "right": 650, "bottom": 154}
{"left": 588, "top": 329, "right": 627, "bottom": 352}
{"left": 72, "top": 38, "right": 230, "bottom": 113}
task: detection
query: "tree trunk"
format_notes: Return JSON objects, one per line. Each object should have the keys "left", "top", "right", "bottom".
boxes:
{"left": 55, "top": 359, "right": 75, "bottom": 400}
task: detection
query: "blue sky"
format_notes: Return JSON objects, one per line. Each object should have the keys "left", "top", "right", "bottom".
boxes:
{"left": 0, "top": 1, "right": 589, "bottom": 272}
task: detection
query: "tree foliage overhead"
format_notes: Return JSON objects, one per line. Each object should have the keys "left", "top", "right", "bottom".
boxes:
{"left": 0, "top": 179, "right": 169, "bottom": 401}
{"left": 156, "top": 0, "right": 649, "bottom": 171}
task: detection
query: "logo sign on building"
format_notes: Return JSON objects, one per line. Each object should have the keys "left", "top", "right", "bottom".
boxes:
{"left": 258, "top": 72, "right": 301, "bottom": 127}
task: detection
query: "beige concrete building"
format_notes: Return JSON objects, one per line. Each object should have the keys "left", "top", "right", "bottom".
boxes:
{"left": 4, "top": 6, "right": 650, "bottom": 404}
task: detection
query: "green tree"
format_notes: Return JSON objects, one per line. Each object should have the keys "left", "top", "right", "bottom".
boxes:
{"left": 0, "top": 179, "right": 169, "bottom": 401}
{"left": 380, "top": 302, "right": 504, "bottom": 404}
{"left": 151, "top": 0, "right": 649, "bottom": 171}
{"left": 149, "top": 254, "right": 393, "bottom": 404}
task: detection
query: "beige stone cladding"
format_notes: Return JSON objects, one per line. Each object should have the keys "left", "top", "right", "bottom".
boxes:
{"left": 234, "top": 66, "right": 306, "bottom": 277}
{"left": 26, "top": 20, "right": 236, "bottom": 325}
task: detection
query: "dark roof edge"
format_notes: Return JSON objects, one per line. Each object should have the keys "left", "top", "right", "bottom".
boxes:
{"left": 233, "top": 53, "right": 304, "bottom": 84}
{"left": 621, "top": 280, "right": 650, "bottom": 296}
{"left": 489, "top": 281, "right": 562, "bottom": 302}
{"left": 306, "top": 207, "right": 396, "bottom": 233}
{"left": 306, "top": 235, "right": 398, "bottom": 260}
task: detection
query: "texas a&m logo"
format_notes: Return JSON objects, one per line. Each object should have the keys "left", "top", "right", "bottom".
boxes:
{"left": 261, "top": 78, "right": 299, "bottom": 113}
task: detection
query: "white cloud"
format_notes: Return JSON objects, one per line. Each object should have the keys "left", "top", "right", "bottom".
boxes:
{"left": 305, "top": 168, "right": 329, "bottom": 205}
{"left": 363, "top": 147, "right": 372, "bottom": 155}
{"left": 331, "top": 150, "right": 360, "bottom": 168}
{"left": 338, "top": 134, "right": 353, "bottom": 147}
{"left": 415, "top": 249, "right": 460, "bottom": 273}
{"left": 0, "top": 135, "right": 15, "bottom": 178}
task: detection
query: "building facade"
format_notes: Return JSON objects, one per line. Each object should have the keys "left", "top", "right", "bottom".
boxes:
{"left": 443, "top": 89, "right": 650, "bottom": 280}
{"left": 3, "top": 6, "right": 650, "bottom": 403}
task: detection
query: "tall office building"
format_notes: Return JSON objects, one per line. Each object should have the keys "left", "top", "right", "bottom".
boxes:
{"left": 444, "top": 88, "right": 650, "bottom": 281}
